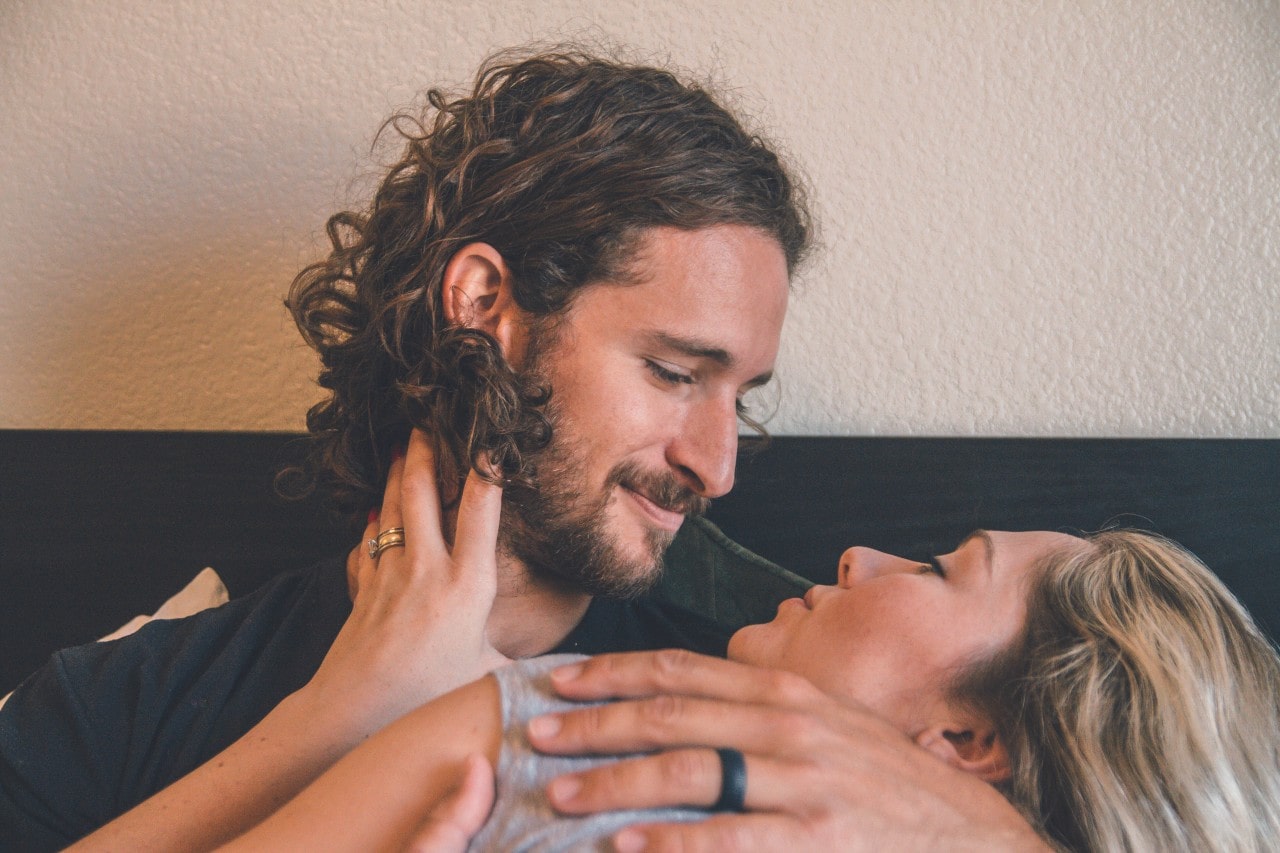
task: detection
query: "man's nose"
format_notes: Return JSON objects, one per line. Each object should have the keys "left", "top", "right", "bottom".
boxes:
{"left": 838, "top": 546, "right": 920, "bottom": 585}
{"left": 666, "top": 397, "right": 739, "bottom": 498}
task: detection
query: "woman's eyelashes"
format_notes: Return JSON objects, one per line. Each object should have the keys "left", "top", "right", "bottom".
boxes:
{"left": 918, "top": 556, "right": 947, "bottom": 578}
{"left": 644, "top": 358, "right": 694, "bottom": 386}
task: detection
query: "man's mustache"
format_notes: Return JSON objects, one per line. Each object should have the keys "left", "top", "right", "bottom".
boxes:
{"left": 610, "top": 461, "right": 710, "bottom": 518}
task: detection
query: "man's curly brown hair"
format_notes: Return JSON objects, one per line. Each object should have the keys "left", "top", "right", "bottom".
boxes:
{"left": 285, "top": 48, "right": 811, "bottom": 529}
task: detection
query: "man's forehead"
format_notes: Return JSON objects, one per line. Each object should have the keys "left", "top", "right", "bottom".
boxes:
{"left": 619, "top": 224, "right": 785, "bottom": 281}
{"left": 558, "top": 224, "right": 789, "bottom": 367}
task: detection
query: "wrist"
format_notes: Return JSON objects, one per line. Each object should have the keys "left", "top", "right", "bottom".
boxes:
{"left": 271, "top": 684, "right": 381, "bottom": 760}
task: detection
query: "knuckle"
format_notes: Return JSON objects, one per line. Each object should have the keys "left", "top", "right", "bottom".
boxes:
{"left": 650, "top": 648, "right": 695, "bottom": 684}
{"left": 643, "top": 828, "right": 698, "bottom": 853}
{"left": 766, "top": 709, "right": 825, "bottom": 754}
{"left": 791, "top": 713, "right": 829, "bottom": 751}
{"left": 578, "top": 651, "right": 618, "bottom": 682}
{"left": 570, "top": 701, "right": 610, "bottom": 739}
{"left": 766, "top": 669, "right": 819, "bottom": 705}
{"left": 638, "top": 693, "right": 686, "bottom": 735}
{"left": 660, "top": 749, "right": 713, "bottom": 795}
{"left": 576, "top": 762, "right": 626, "bottom": 805}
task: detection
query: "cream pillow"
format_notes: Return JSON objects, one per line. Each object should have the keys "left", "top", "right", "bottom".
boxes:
{"left": 0, "top": 568, "right": 229, "bottom": 711}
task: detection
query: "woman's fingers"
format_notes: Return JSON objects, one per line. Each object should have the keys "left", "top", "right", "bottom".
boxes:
{"left": 402, "top": 754, "right": 495, "bottom": 853}
{"left": 377, "top": 445, "right": 407, "bottom": 537}
{"left": 370, "top": 430, "right": 503, "bottom": 574}
{"left": 399, "top": 430, "right": 450, "bottom": 565}
{"left": 452, "top": 467, "right": 504, "bottom": 571}
{"left": 349, "top": 509, "right": 383, "bottom": 600}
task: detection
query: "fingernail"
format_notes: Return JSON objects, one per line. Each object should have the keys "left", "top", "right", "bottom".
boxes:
{"left": 528, "top": 714, "right": 561, "bottom": 739}
{"left": 367, "top": 508, "right": 380, "bottom": 525}
{"left": 613, "top": 828, "right": 646, "bottom": 852}
{"left": 550, "top": 663, "right": 583, "bottom": 684}
{"left": 547, "top": 775, "right": 581, "bottom": 805}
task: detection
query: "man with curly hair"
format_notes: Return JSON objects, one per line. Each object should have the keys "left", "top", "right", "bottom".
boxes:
{"left": 282, "top": 52, "right": 808, "bottom": 605}
{"left": 0, "top": 50, "right": 1048, "bottom": 852}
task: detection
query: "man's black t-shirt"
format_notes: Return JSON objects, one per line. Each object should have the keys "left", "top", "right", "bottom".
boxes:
{"left": 0, "top": 518, "right": 809, "bottom": 851}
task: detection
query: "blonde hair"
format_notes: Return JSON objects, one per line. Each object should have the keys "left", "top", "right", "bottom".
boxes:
{"left": 957, "top": 530, "right": 1280, "bottom": 852}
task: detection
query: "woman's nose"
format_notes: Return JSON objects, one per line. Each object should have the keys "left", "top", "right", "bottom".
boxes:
{"left": 838, "top": 546, "right": 921, "bottom": 586}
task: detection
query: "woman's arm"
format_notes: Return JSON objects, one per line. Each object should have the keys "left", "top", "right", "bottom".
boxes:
{"left": 67, "top": 433, "right": 508, "bottom": 851}
{"left": 400, "top": 753, "right": 497, "bottom": 853}
{"left": 64, "top": 683, "right": 385, "bottom": 852}
{"left": 220, "top": 675, "right": 501, "bottom": 852}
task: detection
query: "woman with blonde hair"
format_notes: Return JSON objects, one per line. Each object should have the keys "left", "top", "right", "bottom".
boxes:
{"left": 204, "top": 438, "right": 1280, "bottom": 853}
{"left": 960, "top": 529, "right": 1280, "bottom": 851}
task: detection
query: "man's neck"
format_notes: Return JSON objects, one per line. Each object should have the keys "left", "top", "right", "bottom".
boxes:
{"left": 435, "top": 466, "right": 594, "bottom": 659}
{"left": 487, "top": 549, "right": 592, "bottom": 659}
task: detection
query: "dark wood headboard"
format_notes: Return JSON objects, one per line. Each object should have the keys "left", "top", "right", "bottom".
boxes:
{"left": 2, "top": 431, "right": 1276, "bottom": 693}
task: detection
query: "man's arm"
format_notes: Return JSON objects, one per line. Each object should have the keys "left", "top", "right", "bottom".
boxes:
{"left": 528, "top": 650, "right": 1049, "bottom": 852}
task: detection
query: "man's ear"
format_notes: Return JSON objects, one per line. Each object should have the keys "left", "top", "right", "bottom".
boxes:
{"left": 914, "top": 716, "right": 1011, "bottom": 784}
{"left": 441, "top": 242, "right": 523, "bottom": 356}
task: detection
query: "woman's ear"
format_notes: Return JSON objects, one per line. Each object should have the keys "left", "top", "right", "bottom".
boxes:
{"left": 914, "top": 717, "right": 1011, "bottom": 784}
{"left": 441, "top": 243, "right": 523, "bottom": 357}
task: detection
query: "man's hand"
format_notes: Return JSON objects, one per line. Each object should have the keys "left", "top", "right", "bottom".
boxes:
{"left": 403, "top": 754, "right": 494, "bottom": 853}
{"left": 526, "top": 650, "right": 1049, "bottom": 852}
{"left": 304, "top": 429, "right": 510, "bottom": 736}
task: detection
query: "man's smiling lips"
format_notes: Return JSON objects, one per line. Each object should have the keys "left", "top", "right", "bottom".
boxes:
{"left": 621, "top": 485, "right": 686, "bottom": 532}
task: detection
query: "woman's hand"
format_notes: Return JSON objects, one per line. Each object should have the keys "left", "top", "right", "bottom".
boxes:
{"left": 527, "top": 650, "right": 1049, "bottom": 852}
{"left": 302, "top": 429, "right": 510, "bottom": 736}
{"left": 401, "top": 754, "right": 495, "bottom": 853}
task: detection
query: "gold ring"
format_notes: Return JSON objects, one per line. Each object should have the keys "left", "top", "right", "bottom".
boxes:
{"left": 367, "top": 527, "right": 406, "bottom": 559}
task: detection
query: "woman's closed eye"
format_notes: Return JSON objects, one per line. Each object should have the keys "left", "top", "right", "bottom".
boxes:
{"left": 918, "top": 557, "right": 946, "bottom": 578}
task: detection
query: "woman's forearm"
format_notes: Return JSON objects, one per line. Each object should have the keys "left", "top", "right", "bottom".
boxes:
{"left": 66, "top": 685, "right": 373, "bottom": 853}
{"left": 218, "top": 676, "right": 501, "bottom": 852}
{"left": 67, "top": 674, "right": 499, "bottom": 853}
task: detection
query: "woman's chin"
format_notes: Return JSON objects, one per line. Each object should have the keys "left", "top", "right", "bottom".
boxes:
{"left": 726, "top": 622, "right": 771, "bottom": 666}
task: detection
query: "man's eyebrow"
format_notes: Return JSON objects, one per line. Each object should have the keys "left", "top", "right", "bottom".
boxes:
{"left": 643, "top": 330, "right": 774, "bottom": 386}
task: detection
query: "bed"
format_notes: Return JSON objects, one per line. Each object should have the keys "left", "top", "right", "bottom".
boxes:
{"left": 2, "top": 430, "right": 1276, "bottom": 694}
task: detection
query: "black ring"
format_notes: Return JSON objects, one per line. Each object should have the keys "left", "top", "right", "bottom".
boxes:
{"left": 713, "top": 747, "right": 747, "bottom": 812}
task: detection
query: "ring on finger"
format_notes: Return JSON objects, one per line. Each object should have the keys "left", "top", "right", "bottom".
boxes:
{"left": 367, "top": 527, "right": 406, "bottom": 559}
{"left": 713, "top": 748, "right": 748, "bottom": 812}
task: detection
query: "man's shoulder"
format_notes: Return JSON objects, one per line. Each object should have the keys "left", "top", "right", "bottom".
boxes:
{"left": 65, "top": 555, "right": 347, "bottom": 677}
{"left": 0, "top": 555, "right": 352, "bottom": 849}
{"left": 655, "top": 517, "right": 812, "bottom": 630}
{"left": 10, "top": 554, "right": 351, "bottom": 742}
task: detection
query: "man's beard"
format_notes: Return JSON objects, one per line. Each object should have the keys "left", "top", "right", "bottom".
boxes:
{"left": 501, "top": 445, "right": 710, "bottom": 599}
{"left": 497, "top": 331, "right": 710, "bottom": 599}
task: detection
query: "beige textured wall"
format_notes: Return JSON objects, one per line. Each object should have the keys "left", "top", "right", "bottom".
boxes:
{"left": 1, "top": 1, "right": 1276, "bottom": 435}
